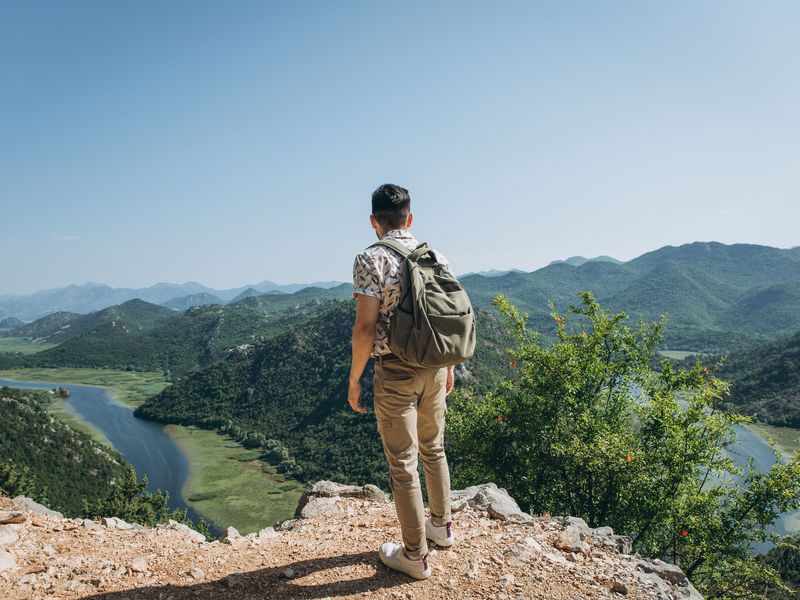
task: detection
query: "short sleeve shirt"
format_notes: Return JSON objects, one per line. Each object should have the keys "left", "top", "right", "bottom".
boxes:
{"left": 352, "top": 228, "right": 453, "bottom": 357}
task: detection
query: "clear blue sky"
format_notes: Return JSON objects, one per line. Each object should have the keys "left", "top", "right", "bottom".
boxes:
{"left": 1, "top": 1, "right": 798, "bottom": 294}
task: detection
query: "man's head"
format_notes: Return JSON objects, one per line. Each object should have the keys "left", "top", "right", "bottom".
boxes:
{"left": 370, "top": 184, "right": 412, "bottom": 235}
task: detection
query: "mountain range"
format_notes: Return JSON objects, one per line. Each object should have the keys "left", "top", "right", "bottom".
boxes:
{"left": 0, "top": 280, "right": 347, "bottom": 322}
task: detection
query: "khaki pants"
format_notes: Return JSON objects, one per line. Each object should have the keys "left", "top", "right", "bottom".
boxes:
{"left": 373, "top": 356, "right": 452, "bottom": 560}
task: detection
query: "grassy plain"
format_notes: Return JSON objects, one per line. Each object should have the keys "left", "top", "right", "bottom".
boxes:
{"left": 166, "top": 425, "right": 306, "bottom": 534}
{"left": 0, "top": 337, "right": 58, "bottom": 354}
{"left": 657, "top": 350, "right": 697, "bottom": 360}
{"left": 0, "top": 367, "right": 169, "bottom": 407}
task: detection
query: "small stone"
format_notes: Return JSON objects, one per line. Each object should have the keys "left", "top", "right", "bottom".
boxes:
{"left": 281, "top": 567, "right": 296, "bottom": 578}
{"left": 610, "top": 580, "right": 628, "bottom": 595}
{"left": 129, "top": 556, "right": 148, "bottom": 573}
{"left": 219, "top": 526, "right": 241, "bottom": 543}
{"left": 524, "top": 537, "right": 542, "bottom": 552}
{"left": 499, "top": 573, "right": 515, "bottom": 586}
{"left": 555, "top": 526, "right": 586, "bottom": 553}
{"left": 42, "top": 544, "right": 56, "bottom": 556}
{"left": 101, "top": 517, "right": 116, "bottom": 529}
{"left": 190, "top": 567, "right": 204, "bottom": 579}
{"left": 82, "top": 519, "right": 100, "bottom": 531}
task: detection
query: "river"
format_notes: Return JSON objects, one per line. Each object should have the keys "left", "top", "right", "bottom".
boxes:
{"left": 0, "top": 378, "right": 216, "bottom": 535}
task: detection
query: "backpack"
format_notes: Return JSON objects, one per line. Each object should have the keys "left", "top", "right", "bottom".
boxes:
{"left": 369, "top": 239, "right": 476, "bottom": 368}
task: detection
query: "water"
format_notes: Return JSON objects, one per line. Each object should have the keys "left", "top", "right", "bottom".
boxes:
{"left": 0, "top": 378, "right": 216, "bottom": 535}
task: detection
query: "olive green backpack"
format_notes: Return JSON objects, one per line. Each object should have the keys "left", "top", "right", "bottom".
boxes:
{"left": 369, "top": 239, "right": 476, "bottom": 368}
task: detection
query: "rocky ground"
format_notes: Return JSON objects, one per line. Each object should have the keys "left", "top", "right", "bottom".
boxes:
{"left": 0, "top": 482, "right": 702, "bottom": 600}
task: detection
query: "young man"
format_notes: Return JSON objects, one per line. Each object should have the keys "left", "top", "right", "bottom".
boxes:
{"left": 348, "top": 183, "right": 455, "bottom": 580}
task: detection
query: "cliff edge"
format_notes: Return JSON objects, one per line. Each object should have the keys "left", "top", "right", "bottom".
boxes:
{"left": 0, "top": 482, "right": 702, "bottom": 599}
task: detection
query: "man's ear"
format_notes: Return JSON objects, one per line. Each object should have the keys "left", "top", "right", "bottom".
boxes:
{"left": 406, "top": 212, "right": 413, "bottom": 228}
{"left": 369, "top": 214, "right": 379, "bottom": 230}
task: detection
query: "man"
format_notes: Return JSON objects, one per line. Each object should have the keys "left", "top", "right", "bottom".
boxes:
{"left": 348, "top": 183, "right": 455, "bottom": 580}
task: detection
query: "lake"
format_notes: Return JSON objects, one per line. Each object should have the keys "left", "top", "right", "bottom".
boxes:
{"left": 0, "top": 377, "right": 216, "bottom": 534}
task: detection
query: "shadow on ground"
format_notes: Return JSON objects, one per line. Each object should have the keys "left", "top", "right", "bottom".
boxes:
{"left": 86, "top": 550, "right": 417, "bottom": 599}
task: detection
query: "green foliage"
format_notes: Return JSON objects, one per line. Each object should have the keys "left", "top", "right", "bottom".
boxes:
{"left": 0, "top": 385, "right": 127, "bottom": 514}
{"left": 0, "top": 460, "right": 48, "bottom": 505}
{"left": 82, "top": 464, "right": 210, "bottom": 538}
{"left": 447, "top": 292, "right": 800, "bottom": 599}
{"left": 757, "top": 536, "right": 800, "bottom": 599}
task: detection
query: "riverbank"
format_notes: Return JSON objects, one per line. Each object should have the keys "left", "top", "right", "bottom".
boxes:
{"left": 0, "top": 367, "right": 306, "bottom": 534}
{"left": 744, "top": 422, "right": 800, "bottom": 460}
{"left": 166, "top": 426, "right": 306, "bottom": 534}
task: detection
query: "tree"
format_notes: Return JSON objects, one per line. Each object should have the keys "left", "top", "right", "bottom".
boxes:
{"left": 447, "top": 292, "right": 800, "bottom": 599}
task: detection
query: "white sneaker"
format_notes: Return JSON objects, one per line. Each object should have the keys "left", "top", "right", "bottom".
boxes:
{"left": 425, "top": 517, "right": 454, "bottom": 547}
{"left": 378, "top": 542, "right": 431, "bottom": 579}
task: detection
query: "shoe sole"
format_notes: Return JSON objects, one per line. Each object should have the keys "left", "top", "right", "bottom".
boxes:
{"left": 378, "top": 553, "right": 431, "bottom": 580}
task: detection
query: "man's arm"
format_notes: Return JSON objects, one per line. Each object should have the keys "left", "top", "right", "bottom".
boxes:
{"left": 348, "top": 293, "right": 380, "bottom": 413}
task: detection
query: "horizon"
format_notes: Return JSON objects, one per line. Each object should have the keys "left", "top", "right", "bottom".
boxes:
{"left": 2, "top": 2, "right": 799, "bottom": 294}
{"left": 2, "top": 238, "right": 798, "bottom": 297}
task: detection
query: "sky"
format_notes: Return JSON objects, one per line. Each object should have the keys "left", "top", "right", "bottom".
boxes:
{"left": 1, "top": 1, "right": 799, "bottom": 295}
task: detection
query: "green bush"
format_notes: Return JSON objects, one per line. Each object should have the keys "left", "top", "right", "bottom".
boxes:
{"left": 447, "top": 292, "right": 800, "bottom": 599}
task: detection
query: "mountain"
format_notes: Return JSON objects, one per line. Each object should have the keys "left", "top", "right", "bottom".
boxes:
{"left": 548, "top": 255, "right": 622, "bottom": 267}
{"left": 2, "top": 299, "right": 178, "bottom": 344}
{"left": 719, "top": 331, "right": 800, "bottom": 427}
{"left": 228, "top": 287, "right": 263, "bottom": 303}
{"left": 458, "top": 268, "right": 526, "bottom": 278}
{"left": 0, "top": 386, "right": 126, "bottom": 515}
{"left": 461, "top": 242, "right": 800, "bottom": 352}
{"left": 232, "top": 284, "right": 354, "bottom": 313}
{"left": 0, "top": 280, "right": 348, "bottom": 321}
{"left": 162, "top": 293, "right": 223, "bottom": 311}
{"left": 0, "top": 317, "right": 24, "bottom": 331}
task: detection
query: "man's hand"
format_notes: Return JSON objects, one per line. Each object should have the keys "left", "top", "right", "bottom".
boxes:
{"left": 445, "top": 365, "right": 455, "bottom": 396}
{"left": 348, "top": 378, "right": 367, "bottom": 413}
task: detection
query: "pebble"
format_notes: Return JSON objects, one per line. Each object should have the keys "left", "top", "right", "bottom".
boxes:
{"left": 190, "top": 566, "right": 204, "bottom": 579}
{"left": 129, "top": 556, "right": 148, "bottom": 573}
{"left": 0, "top": 549, "right": 16, "bottom": 573}
{"left": 0, "top": 525, "right": 19, "bottom": 546}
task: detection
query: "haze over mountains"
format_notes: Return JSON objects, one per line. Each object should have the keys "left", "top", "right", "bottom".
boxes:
{"left": 0, "top": 279, "right": 347, "bottom": 322}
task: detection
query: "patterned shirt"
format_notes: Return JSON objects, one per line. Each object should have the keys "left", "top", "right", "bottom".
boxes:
{"left": 352, "top": 228, "right": 452, "bottom": 357}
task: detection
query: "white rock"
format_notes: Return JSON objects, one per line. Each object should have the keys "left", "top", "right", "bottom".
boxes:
{"left": 189, "top": 566, "right": 204, "bottom": 579}
{"left": 499, "top": 573, "right": 515, "bottom": 586}
{"left": 130, "top": 556, "right": 148, "bottom": 573}
{"left": 524, "top": 537, "right": 542, "bottom": 552}
{"left": 219, "top": 526, "right": 241, "bottom": 544}
{"left": 281, "top": 567, "right": 296, "bottom": 578}
{"left": 0, "top": 525, "right": 19, "bottom": 546}
{"left": 0, "top": 549, "right": 17, "bottom": 573}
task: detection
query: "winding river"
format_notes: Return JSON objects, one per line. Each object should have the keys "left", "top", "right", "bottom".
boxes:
{"left": 0, "top": 378, "right": 216, "bottom": 535}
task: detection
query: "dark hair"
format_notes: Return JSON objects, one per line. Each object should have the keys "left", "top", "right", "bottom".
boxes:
{"left": 371, "top": 184, "right": 411, "bottom": 229}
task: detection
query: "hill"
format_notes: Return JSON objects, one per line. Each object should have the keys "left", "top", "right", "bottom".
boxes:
{"left": 0, "top": 386, "right": 126, "bottom": 515}
{"left": 162, "top": 292, "right": 223, "bottom": 311}
{"left": 2, "top": 299, "right": 178, "bottom": 344}
{"left": 719, "top": 331, "right": 800, "bottom": 426}
{"left": 134, "top": 301, "right": 510, "bottom": 488}
{"left": 0, "top": 317, "right": 24, "bottom": 331}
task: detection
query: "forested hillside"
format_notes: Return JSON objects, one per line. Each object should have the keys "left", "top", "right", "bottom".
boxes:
{"left": 720, "top": 331, "right": 800, "bottom": 426}
{"left": 134, "top": 301, "right": 509, "bottom": 488}
{"left": 0, "top": 386, "right": 126, "bottom": 514}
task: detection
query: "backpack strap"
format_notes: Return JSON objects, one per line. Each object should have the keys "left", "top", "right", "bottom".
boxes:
{"left": 369, "top": 239, "right": 427, "bottom": 259}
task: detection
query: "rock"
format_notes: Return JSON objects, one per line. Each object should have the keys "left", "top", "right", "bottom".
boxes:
{"left": 299, "top": 496, "right": 341, "bottom": 519}
{"left": 281, "top": 567, "right": 296, "bottom": 578}
{"left": 499, "top": 573, "right": 515, "bottom": 586}
{"left": 555, "top": 526, "right": 587, "bottom": 553}
{"left": 12, "top": 496, "right": 62, "bottom": 518}
{"left": 162, "top": 519, "right": 206, "bottom": 543}
{"left": 129, "top": 556, "right": 148, "bottom": 573}
{"left": 257, "top": 526, "right": 278, "bottom": 539}
{"left": 101, "top": 517, "right": 116, "bottom": 529}
{"left": 451, "top": 483, "right": 533, "bottom": 523}
{"left": 636, "top": 558, "right": 688, "bottom": 585}
{"left": 295, "top": 480, "right": 389, "bottom": 517}
{"left": 610, "top": 580, "right": 628, "bottom": 595}
{"left": 82, "top": 519, "right": 100, "bottom": 531}
{"left": 42, "top": 544, "right": 56, "bottom": 556}
{"left": 189, "top": 566, "right": 204, "bottom": 579}
{"left": 0, "top": 525, "right": 19, "bottom": 546}
{"left": 219, "top": 526, "right": 241, "bottom": 544}
{"left": 0, "top": 549, "right": 16, "bottom": 573}
{"left": 524, "top": 537, "right": 542, "bottom": 552}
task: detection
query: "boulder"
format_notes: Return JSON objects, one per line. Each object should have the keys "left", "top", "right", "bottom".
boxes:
{"left": 636, "top": 558, "right": 688, "bottom": 585}
{"left": 159, "top": 519, "right": 206, "bottom": 543}
{"left": 554, "top": 525, "right": 587, "bottom": 553}
{"left": 451, "top": 483, "right": 533, "bottom": 523}
{"left": 295, "top": 481, "right": 389, "bottom": 518}
{"left": 12, "top": 496, "right": 62, "bottom": 518}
